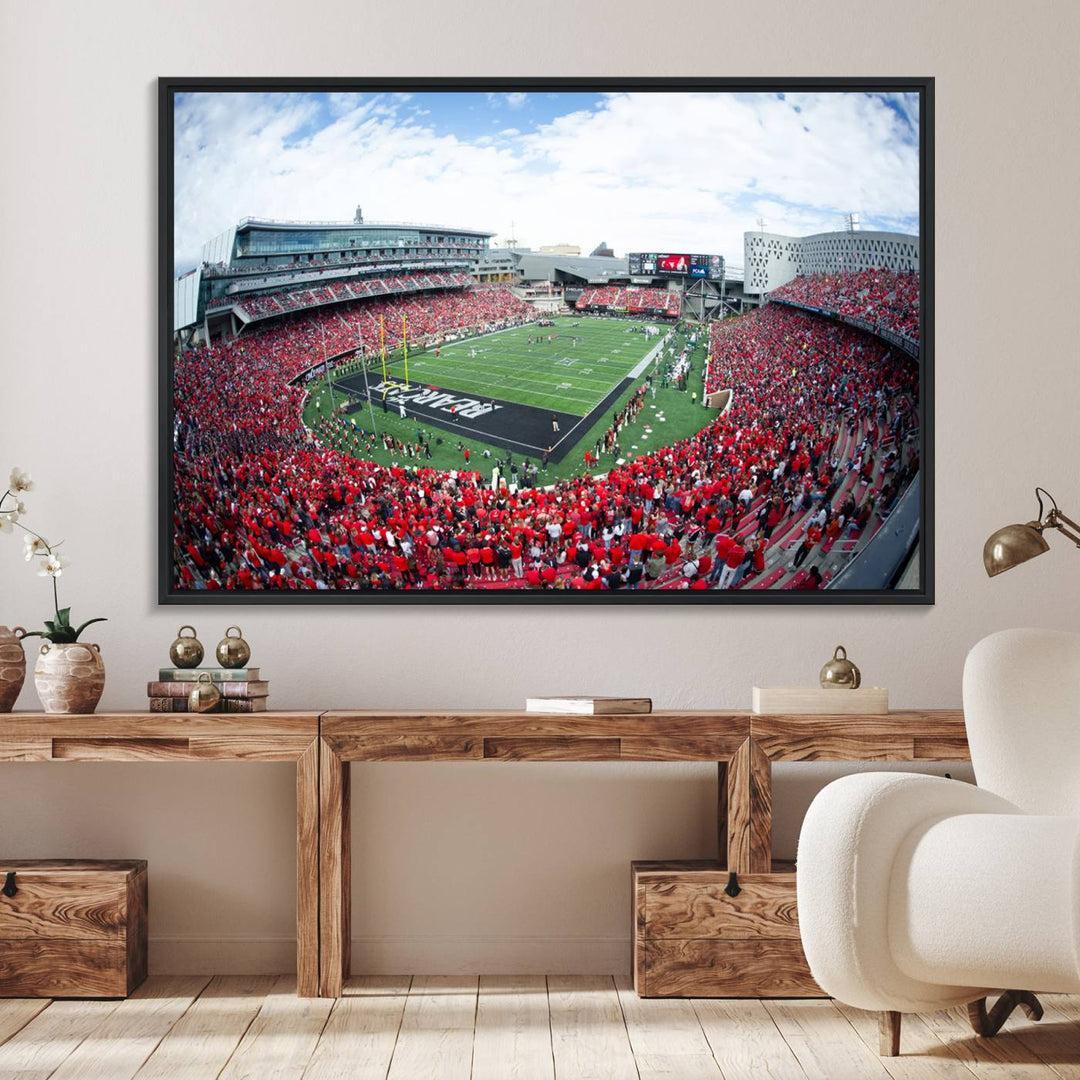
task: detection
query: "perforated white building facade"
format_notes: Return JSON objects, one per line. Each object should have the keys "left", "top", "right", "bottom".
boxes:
{"left": 744, "top": 229, "right": 920, "bottom": 295}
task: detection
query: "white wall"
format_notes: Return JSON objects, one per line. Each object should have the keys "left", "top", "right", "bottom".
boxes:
{"left": 2, "top": 0, "right": 1079, "bottom": 974}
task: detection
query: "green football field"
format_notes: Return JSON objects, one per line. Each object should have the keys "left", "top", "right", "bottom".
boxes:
{"left": 381, "top": 315, "right": 660, "bottom": 413}
{"left": 302, "top": 316, "right": 711, "bottom": 484}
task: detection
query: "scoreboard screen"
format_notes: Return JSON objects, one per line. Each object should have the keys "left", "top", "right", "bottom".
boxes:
{"left": 628, "top": 252, "right": 724, "bottom": 279}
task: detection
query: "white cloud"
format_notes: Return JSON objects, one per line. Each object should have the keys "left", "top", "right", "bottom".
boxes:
{"left": 173, "top": 91, "right": 919, "bottom": 274}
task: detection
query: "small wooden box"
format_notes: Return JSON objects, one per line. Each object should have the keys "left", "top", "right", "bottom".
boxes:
{"left": 0, "top": 859, "right": 148, "bottom": 998}
{"left": 752, "top": 686, "right": 889, "bottom": 714}
{"left": 632, "top": 860, "right": 822, "bottom": 998}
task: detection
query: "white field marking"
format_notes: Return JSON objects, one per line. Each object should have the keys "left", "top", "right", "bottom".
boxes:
{"left": 404, "top": 319, "right": 655, "bottom": 418}
{"left": 543, "top": 373, "right": 644, "bottom": 455}
{"left": 581, "top": 368, "right": 593, "bottom": 374}
{"left": 630, "top": 335, "right": 668, "bottom": 378}
{"left": 417, "top": 347, "right": 622, "bottom": 387}
{"left": 406, "top": 367, "right": 625, "bottom": 410}
{"left": 401, "top": 359, "right": 603, "bottom": 408}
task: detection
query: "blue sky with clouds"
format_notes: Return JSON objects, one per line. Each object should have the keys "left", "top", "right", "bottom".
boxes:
{"left": 173, "top": 90, "right": 920, "bottom": 274}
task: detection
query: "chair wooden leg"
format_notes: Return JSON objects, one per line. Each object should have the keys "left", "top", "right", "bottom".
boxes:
{"left": 879, "top": 1010, "right": 902, "bottom": 1056}
{"left": 968, "top": 991, "right": 1044, "bottom": 1038}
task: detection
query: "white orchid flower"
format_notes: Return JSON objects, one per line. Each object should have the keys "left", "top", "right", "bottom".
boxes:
{"left": 8, "top": 468, "right": 34, "bottom": 493}
{"left": 38, "top": 552, "right": 69, "bottom": 578}
{"left": 0, "top": 510, "right": 18, "bottom": 533}
{"left": 23, "top": 534, "right": 49, "bottom": 560}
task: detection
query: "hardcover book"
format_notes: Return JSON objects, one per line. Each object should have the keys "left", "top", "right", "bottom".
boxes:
{"left": 147, "top": 696, "right": 268, "bottom": 713}
{"left": 147, "top": 680, "right": 269, "bottom": 699}
{"left": 158, "top": 668, "right": 261, "bottom": 682}
{"left": 524, "top": 696, "right": 652, "bottom": 715}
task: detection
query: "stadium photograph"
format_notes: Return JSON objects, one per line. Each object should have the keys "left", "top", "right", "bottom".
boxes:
{"left": 162, "top": 79, "right": 930, "bottom": 602}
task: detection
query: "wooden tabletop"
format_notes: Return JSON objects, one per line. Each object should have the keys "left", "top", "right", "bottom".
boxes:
{"left": 0, "top": 712, "right": 320, "bottom": 762}
{"left": 322, "top": 710, "right": 751, "bottom": 762}
{"left": 320, "top": 709, "right": 969, "bottom": 762}
{"left": 750, "top": 708, "right": 968, "bottom": 760}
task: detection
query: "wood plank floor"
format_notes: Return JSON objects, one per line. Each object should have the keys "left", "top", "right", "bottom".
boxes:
{"left": 1, "top": 976, "right": 1078, "bottom": 1080}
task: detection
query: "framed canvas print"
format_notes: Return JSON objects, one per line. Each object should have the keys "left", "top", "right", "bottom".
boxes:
{"left": 160, "top": 77, "right": 933, "bottom": 605}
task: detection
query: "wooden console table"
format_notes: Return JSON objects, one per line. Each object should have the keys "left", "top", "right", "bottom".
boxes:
{"left": 318, "top": 708, "right": 969, "bottom": 998}
{"left": 0, "top": 712, "right": 322, "bottom": 997}
{"left": 2, "top": 708, "right": 971, "bottom": 999}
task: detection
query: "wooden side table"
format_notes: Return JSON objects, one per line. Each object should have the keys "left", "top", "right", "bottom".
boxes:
{"left": 318, "top": 709, "right": 750, "bottom": 997}
{"left": 0, "top": 712, "right": 322, "bottom": 997}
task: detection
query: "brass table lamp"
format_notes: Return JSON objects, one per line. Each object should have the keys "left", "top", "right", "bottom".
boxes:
{"left": 983, "top": 488, "right": 1080, "bottom": 577}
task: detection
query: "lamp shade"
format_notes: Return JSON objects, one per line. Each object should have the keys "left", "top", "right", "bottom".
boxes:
{"left": 983, "top": 522, "right": 1050, "bottom": 577}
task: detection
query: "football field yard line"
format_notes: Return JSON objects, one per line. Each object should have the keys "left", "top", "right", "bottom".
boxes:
{"left": 393, "top": 331, "right": 652, "bottom": 414}
{"left": 324, "top": 314, "right": 664, "bottom": 460}
{"left": 403, "top": 355, "right": 614, "bottom": 407}
{"left": 388, "top": 365, "right": 600, "bottom": 414}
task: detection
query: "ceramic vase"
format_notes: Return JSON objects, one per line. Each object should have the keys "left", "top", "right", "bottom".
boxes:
{"left": 0, "top": 626, "right": 27, "bottom": 712}
{"left": 34, "top": 641, "right": 106, "bottom": 714}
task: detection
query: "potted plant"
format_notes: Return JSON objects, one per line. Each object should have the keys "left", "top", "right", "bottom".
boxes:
{"left": 1, "top": 468, "right": 108, "bottom": 714}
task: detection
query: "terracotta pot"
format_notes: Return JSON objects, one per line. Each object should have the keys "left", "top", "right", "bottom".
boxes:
{"left": 0, "top": 626, "right": 27, "bottom": 713}
{"left": 34, "top": 642, "right": 106, "bottom": 715}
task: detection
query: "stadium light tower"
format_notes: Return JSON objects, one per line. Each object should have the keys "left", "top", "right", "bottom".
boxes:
{"left": 844, "top": 211, "right": 861, "bottom": 233}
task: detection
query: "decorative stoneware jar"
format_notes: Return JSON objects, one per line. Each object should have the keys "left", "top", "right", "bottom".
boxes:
{"left": 215, "top": 626, "right": 251, "bottom": 669}
{"left": 0, "top": 626, "right": 27, "bottom": 713}
{"left": 34, "top": 642, "right": 106, "bottom": 714}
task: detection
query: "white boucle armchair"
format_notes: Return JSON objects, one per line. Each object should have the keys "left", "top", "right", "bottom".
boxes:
{"left": 797, "top": 628, "right": 1080, "bottom": 1056}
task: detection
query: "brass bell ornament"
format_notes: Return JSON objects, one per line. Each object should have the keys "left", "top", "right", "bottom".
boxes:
{"left": 169, "top": 625, "right": 204, "bottom": 669}
{"left": 188, "top": 672, "right": 221, "bottom": 713}
{"left": 215, "top": 626, "right": 251, "bottom": 669}
{"left": 820, "top": 645, "right": 861, "bottom": 689}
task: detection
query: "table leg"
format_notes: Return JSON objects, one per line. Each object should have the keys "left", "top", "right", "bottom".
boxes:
{"left": 726, "top": 737, "right": 772, "bottom": 874}
{"left": 717, "top": 760, "right": 728, "bottom": 869}
{"left": 296, "top": 738, "right": 320, "bottom": 997}
{"left": 319, "top": 738, "right": 351, "bottom": 997}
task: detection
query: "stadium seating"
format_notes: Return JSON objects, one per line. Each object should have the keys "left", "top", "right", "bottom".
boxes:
{"left": 576, "top": 285, "right": 678, "bottom": 317}
{"left": 207, "top": 271, "right": 475, "bottom": 321}
{"left": 172, "top": 289, "right": 920, "bottom": 593}
{"left": 770, "top": 269, "right": 920, "bottom": 341}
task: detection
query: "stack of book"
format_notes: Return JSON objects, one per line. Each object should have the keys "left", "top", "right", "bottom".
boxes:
{"left": 148, "top": 668, "right": 268, "bottom": 713}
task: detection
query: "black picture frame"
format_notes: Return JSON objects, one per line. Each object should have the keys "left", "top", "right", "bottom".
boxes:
{"left": 159, "top": 76, "right": 933, "bottom": 606}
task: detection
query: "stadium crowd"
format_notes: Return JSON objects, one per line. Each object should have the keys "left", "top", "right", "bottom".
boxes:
{"left": 769, "top": 268, "right": 920, "bottom": 342}
{"left": 207, "top": 271, "right": 473, "bottom": 321}
{"left": 576, "top": 285, "right": 679, "bottom": 317}
{"left": 172, "top": 286, "right": 920, "bottom": 592}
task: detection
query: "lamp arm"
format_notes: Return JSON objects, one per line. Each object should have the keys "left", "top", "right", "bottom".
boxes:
{"left": 1047, "top": 509, "right": 1080, "bottom": 548}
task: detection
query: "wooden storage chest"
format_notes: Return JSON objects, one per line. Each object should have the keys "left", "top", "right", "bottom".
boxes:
{"left": 0, "top": 859, "right": 148, "bottom": 997}
{"left": 632, "top": 859, "right": 822, "bottom": 998}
